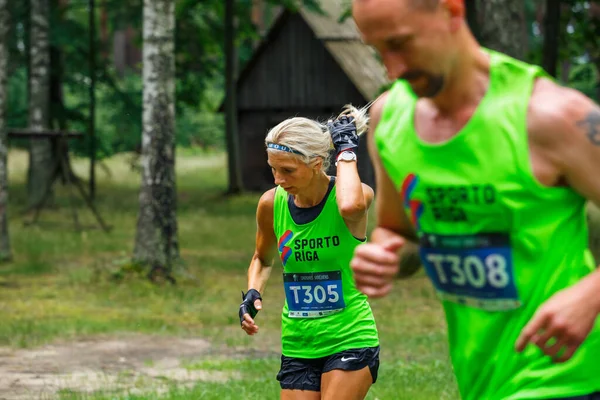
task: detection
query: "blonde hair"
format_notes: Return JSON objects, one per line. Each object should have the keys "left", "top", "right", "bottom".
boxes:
{"left": 265, "top": 104, "right": 369, "bottom": 171}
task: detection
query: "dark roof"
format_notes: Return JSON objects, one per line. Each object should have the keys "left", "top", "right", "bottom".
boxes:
{"left": 223, "top": 0, "right": 388, "bottom": 111}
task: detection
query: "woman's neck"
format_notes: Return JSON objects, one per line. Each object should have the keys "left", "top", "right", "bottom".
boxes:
{"left": 293, "top": 173, "right": 330, "bottom": 208}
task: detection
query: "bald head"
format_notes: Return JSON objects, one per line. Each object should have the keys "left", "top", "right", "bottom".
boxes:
{"left": 412, "top": 0, "right": 440, "bottom": 10}
{"left": 353, "top": 0, "right": 441, "bottom": 9}
{"left": 353, "top": 0, "right": 468, "bottom": 96}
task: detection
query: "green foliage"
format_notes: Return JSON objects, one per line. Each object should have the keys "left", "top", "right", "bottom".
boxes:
{"left": 560, "top": 1, "right": 600, "bottom": 101}
{"left": 176, "top": 108, "right": 225, "bottom": 150}
{"left": 6, "top": 67, "right": 28, "bottom": 129}
{"left": 83, "top": 73, "right": 142, "bottom": 157}
{"left": 5, "top": 0, "right": 254, "bottom": 158}
{"left": 8, "top": 0, "right": 599, "bottom": 162}
{"left": 519, "top": 1, "right": 599, "bottom": 101}
{"left": 566, "top": 62, "right": 599, "bottom": 99}
{"left": 4, "top": 0, "right": 329, "bottom": 159}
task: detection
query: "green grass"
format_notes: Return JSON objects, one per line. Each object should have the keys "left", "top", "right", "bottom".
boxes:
{"left": 0, "top": 149, "right": 459, "bottom": 399}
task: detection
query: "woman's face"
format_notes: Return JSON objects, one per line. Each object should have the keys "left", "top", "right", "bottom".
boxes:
{"left": 267, "top": 152, "right": 318, "bottom": 194}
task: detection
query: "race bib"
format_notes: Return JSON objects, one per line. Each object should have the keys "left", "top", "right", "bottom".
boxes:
{"left": 283, "top": 271, "right": 345, "bottom": 318}
{"left": 420, "top": 232, "right": 521, "bottom": 311}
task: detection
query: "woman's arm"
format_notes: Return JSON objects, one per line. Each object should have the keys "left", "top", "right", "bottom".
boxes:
{"left": 335, "top": 158, "right": 373, "bottom": 223}
{"left": 247, "top": 188, "right": 277, "bottom": 292}
{"left": 241, "top": 188, "right": 277, "bottom": 335}
{"left": 329, "top": 113, "right": 374, "bottom": 237}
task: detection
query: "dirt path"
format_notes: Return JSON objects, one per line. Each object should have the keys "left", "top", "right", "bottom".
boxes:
{"left": 0, "top": 334, "right": 252, "bottom": 400}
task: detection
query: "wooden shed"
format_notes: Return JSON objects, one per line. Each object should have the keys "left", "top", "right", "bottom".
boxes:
{"left": 232, "top": 0, "right": 388, "bottom": 191}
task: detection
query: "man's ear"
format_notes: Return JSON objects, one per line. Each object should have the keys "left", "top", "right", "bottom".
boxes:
{"left": 444, "top": 0, "right": 465, "bottom": 16}
{"left": 442, "top": 0, "right": 465, "bottom": 32}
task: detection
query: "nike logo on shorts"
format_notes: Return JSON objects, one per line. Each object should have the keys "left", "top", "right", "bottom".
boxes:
{"left": 341, "top": 356, "right": 358, "bottom": 362}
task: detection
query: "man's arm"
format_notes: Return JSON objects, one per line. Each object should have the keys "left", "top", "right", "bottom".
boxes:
{"left": 529, "top": 78, "right": 600, "bottom": 206}
{"left": 367, "top": 92, "right": 418, "bottom": 242}
{"left": 534, "top": 80, "right": 600, "bottom": 314}
{"left": 516, "top": 80, "right": 600, "bottom": 360}
{"left": 367, "top": 92, "right": 422, "bottom": 278}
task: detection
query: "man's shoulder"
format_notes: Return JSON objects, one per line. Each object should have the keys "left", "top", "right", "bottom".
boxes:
{"left": 370, "top": 82, "right": 415, "bottom": 125}
{"left": 369, "top": 91, "right": 390, "bottom": 126}
{"left": 527, "top": 78, "right": 591, "bottom": 144}
{"left": 530, "top": 78, "right": 582, "bottom": 111}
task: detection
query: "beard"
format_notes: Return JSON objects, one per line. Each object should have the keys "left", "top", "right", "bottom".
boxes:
{"left": 401, "top": 70, "right": 445, "bottom": 98}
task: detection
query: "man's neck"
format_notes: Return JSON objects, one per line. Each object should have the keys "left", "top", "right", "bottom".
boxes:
{"left": 428, "top": 40, "right": 490, "bottom": 116}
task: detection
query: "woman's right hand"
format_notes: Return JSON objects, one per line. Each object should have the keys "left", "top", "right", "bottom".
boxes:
{"left": 239, "top": 289, "right": 263, "bottom": 336}
{"left": 241, "top": 307, "right": 261, "bottom": 335}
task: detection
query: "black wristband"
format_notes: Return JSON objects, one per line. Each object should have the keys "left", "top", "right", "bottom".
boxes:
{"left": 239, "top": 289, "right": 262, "bottom": 325}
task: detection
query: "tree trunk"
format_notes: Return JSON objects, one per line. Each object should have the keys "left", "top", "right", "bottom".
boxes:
{"left": 134, "top": 0, "right": 179, "bottom": 276}
{"left": 50, "top": 0, "right": 68, "bottom": 132}
{"left": 100, "top": 0, "right": 109, "bottom": 61}
{"left": 465, "top": 0, "right": 480, "bottom": 41}
{"left": 89, "top": 0, "right": 96, "bottom": 199}
{"left": 28, "top": 0, "right": 55, "bottom": 208}
{"left": 477, "top": 0, "right": 527, "bottom": 60}
{"left": 541, "top": 0, "right": 560, "bottom": 77}
{"left": 50, "top": 0, "right": 79, "bottom": 186}
{"left": 225, "top": 0, "right": 243, "bottom": 193}
{"left": 0, "top": 0, "right": 11, "bottom": 261}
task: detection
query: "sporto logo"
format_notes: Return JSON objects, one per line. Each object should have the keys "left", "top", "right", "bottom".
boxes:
{"left": 278, "top": 230, "right": 294, "bottom": 266}
{"left": 401, "top": 173, "right": 424, "bottom": 230}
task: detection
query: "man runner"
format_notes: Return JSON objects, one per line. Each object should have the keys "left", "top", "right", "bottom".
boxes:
{"left": 349, "top": 0, "right": 600, "bottom": 399}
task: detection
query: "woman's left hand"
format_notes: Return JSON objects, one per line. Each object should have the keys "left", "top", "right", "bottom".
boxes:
{"left": 328, "top": 115, "right": 359, "bottom": 154}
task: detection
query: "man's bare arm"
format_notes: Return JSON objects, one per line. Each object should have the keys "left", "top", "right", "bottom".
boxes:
{"left": 368, "top": 92, "right": 417, "bottom": 240}
{"left": 368, "top": 92, "right": 421, "bottom": 277}
{"left": 529, "top": 79, "right": 600, "bottom": 209}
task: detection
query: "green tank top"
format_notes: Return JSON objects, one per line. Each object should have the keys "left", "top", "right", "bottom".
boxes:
{"left": 273, "top": 181, "right": 379, "bottom": 358}
{"left": 375, "top": 50, "right": 600, "bottom": 400}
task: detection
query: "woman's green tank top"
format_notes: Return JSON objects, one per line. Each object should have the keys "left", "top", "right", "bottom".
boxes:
{"left": 273, "top": 182, "right": 379, "bottom": 358}
{"left": 374, "top": 50, "right": 600, "bottom": 400}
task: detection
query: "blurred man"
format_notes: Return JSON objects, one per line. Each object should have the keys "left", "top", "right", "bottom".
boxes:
{"left": 349, "top": 0, "right": 600, "bottom": 399}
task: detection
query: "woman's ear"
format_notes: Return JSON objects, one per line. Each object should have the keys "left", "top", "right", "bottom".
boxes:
{"left": 311, "top": 157, "right": 323, "bottom": 173}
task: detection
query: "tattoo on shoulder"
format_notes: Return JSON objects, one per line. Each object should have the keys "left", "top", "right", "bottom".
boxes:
{"left": 576, "top": 109, "right": 600, "bottom": 146}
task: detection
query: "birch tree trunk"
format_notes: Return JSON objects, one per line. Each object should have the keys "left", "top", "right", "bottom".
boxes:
{"left": 134, "top": 0, "right": 179, "bottom": 276}
{"left": 0, "top": 0, "right": 11, "bottom": 261}
{"left": 28, "top": 0, "right": 55, "bottom": 208}
{"left": 477, "top": 0, "right": 527, "bottom": 60}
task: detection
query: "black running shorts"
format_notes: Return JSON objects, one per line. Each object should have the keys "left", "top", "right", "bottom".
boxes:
{"left": 276, "top": 346, "right": 380, "bottom": 392}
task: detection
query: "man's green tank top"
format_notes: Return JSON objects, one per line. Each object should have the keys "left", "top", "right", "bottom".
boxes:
{"left": 273, "top": 182, "right": 379, "bottom": 358}
{"left": 375, "top": 50, "right": 600, "bottom": 400}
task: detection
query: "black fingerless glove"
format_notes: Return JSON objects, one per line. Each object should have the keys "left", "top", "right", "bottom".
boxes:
{"left": 239, "top": 289, "right": 262, "bottom": 325}
{"left": 327, "top": 115, "right": 359, "bottom": 154}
